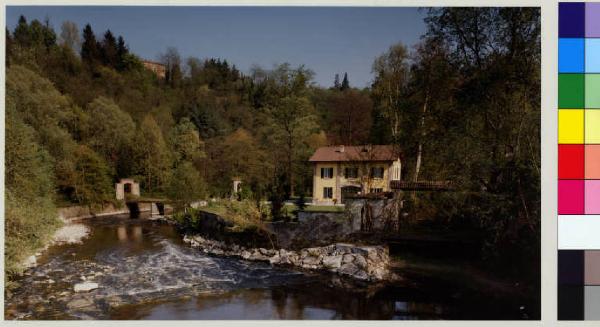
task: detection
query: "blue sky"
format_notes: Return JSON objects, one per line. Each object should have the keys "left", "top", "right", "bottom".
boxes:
{"left": 6, "top": 6, "right": 427, "bottom": 87}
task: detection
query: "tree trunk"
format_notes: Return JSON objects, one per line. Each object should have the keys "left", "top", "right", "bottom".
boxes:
{"left": 413, "top": 92, "right": 429, "bottom": 182}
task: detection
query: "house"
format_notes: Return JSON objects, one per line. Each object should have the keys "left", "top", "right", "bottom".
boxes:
{"left": 309, "top": 145, "right": 402, "bottom": 205}
{"left": 142, "top": 60, "right": 166, "bottom": 79}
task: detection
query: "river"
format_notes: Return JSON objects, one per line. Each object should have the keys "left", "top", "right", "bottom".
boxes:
{"left": 5, "top": 214, "right": 538, "bottom": 320}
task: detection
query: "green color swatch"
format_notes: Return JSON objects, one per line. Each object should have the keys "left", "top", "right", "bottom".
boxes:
{"left": 559, "top": 74, "right": 585, "bottom": 108}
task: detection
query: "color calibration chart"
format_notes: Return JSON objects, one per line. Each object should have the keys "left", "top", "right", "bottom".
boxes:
{"left": 558, "top": 2, "right": 600, "bottom": 320}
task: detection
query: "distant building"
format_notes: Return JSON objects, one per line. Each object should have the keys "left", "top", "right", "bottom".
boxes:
{"left": 309, "top": 145, "right": 402, "bottom": 205}
{"left": 115, "top": 178, "right": 140, "bottom": 200}
{"left": 142, "top": 60, "right": 166, "bottom": 79}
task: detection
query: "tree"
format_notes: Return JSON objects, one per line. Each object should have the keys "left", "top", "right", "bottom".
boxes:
{"left": 160, "top": 46, "right": 183, "bottom": 87}
{"left": 70, "top": 145, "right": 113, "bottom": 204}
{"left": 13, "top": 15, "right": 30, "bottom": 46}
{"left": 340, "top": 72, "right": 350, "bottom": 90}
{"left": 167, "top": 161, "right": 206, "bottom": 211}
{"left": 59, "top": 20, "right": 80, "bottom": 51}
{"left": 81, "top": 24, "right": 100, "bottom": 65}
{"left": 333, "top": 73, "right": 341, "bottom": 89}
{"left": 116, "top": 35, "right": 129, "bottom": 70}
{"left": 169, "top": 117, "right": 205, "bottom": 165}
{"left": 371, "top": 43, "right": 410, "bottom": 142}
{"left": 206, "top": 128, "right": 268, "bottom": 197}
{"left": 327, "top": 89, "right": 373, "bottom": 145}
{"left": 263, "top": 96, "right": 320, "bottom": 197}
{"left": 133, "top": 115, "right": 173, "bottom": 193}
{"left": 84, "top": 96, "right": 136, "bottom": 171}
{"left": 100, "top": 30, "right": 118, "bottom": 68}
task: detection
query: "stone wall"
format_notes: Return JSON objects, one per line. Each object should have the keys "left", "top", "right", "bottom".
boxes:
{"left": 183, "top": 234, "right": 390, "bottom": 281}
{"left": 267, "top": 213, "right": 352, "bottom": 249}
{"left": 345, "top": 194, "right": 402, "bottom": 233}
{"left": 58, "top": 203, "right": 163, "bottom": 221}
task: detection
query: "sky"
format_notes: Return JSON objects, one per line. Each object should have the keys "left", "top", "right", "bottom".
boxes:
{"left": 6, "top": 6, "right": 427, "bottom": 88}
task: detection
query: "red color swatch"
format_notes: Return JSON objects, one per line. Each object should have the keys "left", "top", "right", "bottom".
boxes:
{"left": 559, "top": 144, "right": 585, "bottom": 179}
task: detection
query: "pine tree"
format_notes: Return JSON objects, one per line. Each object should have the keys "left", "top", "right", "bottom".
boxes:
{"left": 116, "top": 35, "right": 128, "bottom": 70}
{"left": 13, "top": 15, "right": 30, "bottom": 46}
{"left": 333, "top": 73, "right": 340, "bottom": 89}
{"left": 81, "top": 24, "right": 99, "bottom": 65}
{"left": 101, "top": 30, "right": 118, "bottom": 68}
{"left": 341, "top": 72, "right": 350, "bottom": 90}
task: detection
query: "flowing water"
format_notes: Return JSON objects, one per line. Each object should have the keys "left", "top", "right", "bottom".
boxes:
{"left": 5, "top": 214, "right": 538, "bottom": 320}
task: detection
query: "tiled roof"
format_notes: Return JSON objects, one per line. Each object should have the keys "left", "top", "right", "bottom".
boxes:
{"left": 309, "top": 145, "right": 399, "bottom": 162}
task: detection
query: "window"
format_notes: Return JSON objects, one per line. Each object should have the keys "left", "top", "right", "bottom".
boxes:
{"left": 370, "top": 167, "right": 384, "bottom": 179}
{"left": 370, "top": 188, "right": 383, "bottom": 194}
{"left": 321, "top": 167, "right": 334, "bottom": 179}
{"left": 344, "top": 167, "right": 359, "bottom": 179}
{"left": 323, "top": 187, "right": 333, "bottom": 199}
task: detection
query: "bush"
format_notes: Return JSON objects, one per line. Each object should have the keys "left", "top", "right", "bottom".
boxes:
{"left": 5, "top": 191, "right": 61, "bottom": 286}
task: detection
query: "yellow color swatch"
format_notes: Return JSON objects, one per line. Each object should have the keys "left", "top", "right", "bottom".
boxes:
{"left": 559, "top": 109, "right": 584, "bottom": 144}
{"left": 586, "top": 110, "right": 600, "bottom": 143}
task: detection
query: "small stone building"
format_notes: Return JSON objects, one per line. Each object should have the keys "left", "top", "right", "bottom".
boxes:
{"left": 115, "top": 178, "right": 140, "bottom": 200}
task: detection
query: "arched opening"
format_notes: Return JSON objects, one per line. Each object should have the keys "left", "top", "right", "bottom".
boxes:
{"left": 124, "top": 183, "right": 132, "bottom": 194}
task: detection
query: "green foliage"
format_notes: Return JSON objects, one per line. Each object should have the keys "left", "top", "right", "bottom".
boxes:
{"left": 167, "top": 162, "right": 206, "bottom": 210}
{"left": 5, "top": 98, "right": 61, "bottom": 284}
{"left": 70, "top": 145, "right": 114, "bottom": 205}
{"left": 169, "top": 117, "right": 205, "bottom": 165}
{"left": 5, "top": 191, "right": 61, "bottom": 283}
{"left": 84, "top": 96, "right": 136, "bottom": 169}
{"left": 133, "top": 115, "right": 173, "bottom": 193}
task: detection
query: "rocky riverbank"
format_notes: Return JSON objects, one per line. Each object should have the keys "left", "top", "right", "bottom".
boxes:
{"left": 182, "top": 234, "right": 391, "bottom": 281}
{"left": 22, "top": 221, "right": 91, "bottom": 269}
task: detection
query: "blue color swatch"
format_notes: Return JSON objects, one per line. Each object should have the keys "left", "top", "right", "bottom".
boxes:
{"left": 560, "top": 2, "right": 586, "bottom": 38}
{"left": 560, "top": 38, "right": 585, "bottom": 73}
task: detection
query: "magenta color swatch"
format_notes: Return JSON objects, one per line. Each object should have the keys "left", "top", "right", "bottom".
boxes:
{"left": 586, "top": 180, "right": 600, "bottom": 214}
{"left": 586, "top": 3, "right": 600, "bottom": 37}
{"left": 559, "top": 180, "right": 585, "bottom": 214}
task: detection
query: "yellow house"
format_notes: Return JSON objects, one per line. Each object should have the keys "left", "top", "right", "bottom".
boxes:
{"left": 309, "top": 145, "right": 402, "bottom": 205}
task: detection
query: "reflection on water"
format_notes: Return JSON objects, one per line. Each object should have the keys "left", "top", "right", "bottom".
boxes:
{"left": 117, "top": 225, "right": 143, "bottom": 242}
{"left": 5, "top": 215, "right": 537, "bottom": 320}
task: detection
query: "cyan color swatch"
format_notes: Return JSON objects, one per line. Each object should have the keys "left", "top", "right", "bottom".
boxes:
{"left": 560, "top": 38, "right": 585, "bottom": 73}
{"left": 586, "top": 39, "right": 600, "bottom": 73}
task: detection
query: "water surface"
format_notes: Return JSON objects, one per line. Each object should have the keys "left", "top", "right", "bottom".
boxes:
{"left": 5, "top": 215, "right": 537, "bottom": 320}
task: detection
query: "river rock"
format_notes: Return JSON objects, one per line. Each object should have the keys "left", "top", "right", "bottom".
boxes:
{"left": 23, "top": 255, "right": 37, "bottom": 268}
{"left": 342, "top": 253, "right": 355, "bottom": 264}
{"left": 74, "top": 282, "right": 99, "bottom": 292}
{"left": 182, "top": 234, "right": 390, "bottom": 282}
{"left": 302, "top": 255, "right": 321, "bottom": 266}
{"left": 67, "top": 297, "right": 94, "bottom": 309}
{"left": 353, "top": 254, "right": 368, "bottom": 269}
{"left": 322, "top": 255, "right": 343, "bottom": 269}
{"left": 269, "top": 253, "right": 281, "bottom": 265}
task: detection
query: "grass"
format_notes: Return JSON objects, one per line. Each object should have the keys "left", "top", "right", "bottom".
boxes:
{"left": 284, "top": 203, "right": 345, "bottom": 213}
{"left": 190, "top": 199, "right": 268, "bottom": 231}
{"left": 5, "top": 192, "right": 62, "bottom": 292}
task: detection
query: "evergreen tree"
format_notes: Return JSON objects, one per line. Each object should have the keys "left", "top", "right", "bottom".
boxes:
{"left": 81, "top": 24, "right": 99, "bottom": 65}
{"left": 116, "top": 35, "right": 128, "bottom": 70}
{"left": 333, "top": 73, "right": 340, "bottom": 89}
{"left": 341, "top": 72, "right": 350, "bottom": 90}
{"left": 13, "top": 15, "right": 30, "bottom": 46}
{"left": 101, "top": 30, "right": 118, "bottom": 68}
